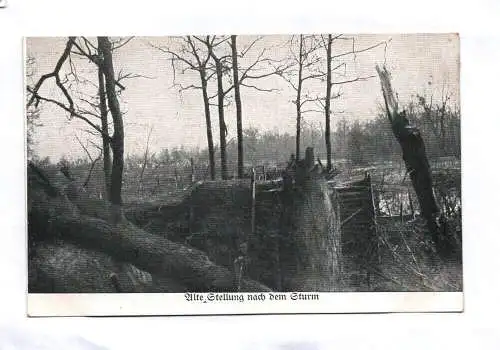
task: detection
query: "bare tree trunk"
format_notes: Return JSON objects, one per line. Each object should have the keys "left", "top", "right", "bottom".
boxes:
{"left": 139, "top": 126, "right": 153, "bottom": 195}
{"left": 97, "top": 68, "right": 112, "bottom": 200}
{"left": 439, "top": 107, "right": 447, "bottom": 156}
{"left": 98, "top": 37, "right": 124, "bottom": 221}
{"left": 231, "top": 35, "right": 244, "bottom": 179}
{"left": 199, "top": 72, "right": 216, "bottom": 180}
{"left": 325, "top": 35, "right": 333, "bottom": 172}
{"left": 295, "top": 35, "right": 304, "bottom": 160}
{"left": 214, "top": 59, "right": 228, "bottom": 180}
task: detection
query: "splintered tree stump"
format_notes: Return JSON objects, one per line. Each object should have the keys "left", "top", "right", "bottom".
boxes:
{"left": 376, "top": 65, "right": 447, "bottom": 250}
{"left": 281, "top": 147, "right": 342, "bottom": 291}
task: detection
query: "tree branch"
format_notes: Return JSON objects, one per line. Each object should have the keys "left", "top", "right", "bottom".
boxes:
{"left": 111, "top": 37, "right": 135, "bottom": 51}
{"left": 152, "top": 44, "right": 198, "bottom": 71}
{"left": 240, "top": 82, "right": 278, "bottom": 92}
{"left": 238, "top": 36, "right": 263, "bottom": 57}
{"left": 27, "top": 87, "right": 112, "bottom": 143}
{"left": 28, "top": 37, "right": 76, "bottom": 107}
{"left": 75, "top": 134, "right": 94, "bottom": 161}
{"left": 331, "top": 40, "right": 385, "bottom": 60}
{"left": 331, "top": 75, "right": 376, "bottom": 86}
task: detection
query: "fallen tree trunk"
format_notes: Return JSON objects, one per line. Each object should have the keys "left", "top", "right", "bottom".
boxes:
{"left": 30, "top": 206, "right": 271, "bottom": 292}
{"left": 29, "top": 241, "right": 170, "bottom": 293}
{"left": 28, "top": 164, "right": 272, "bottom": 293}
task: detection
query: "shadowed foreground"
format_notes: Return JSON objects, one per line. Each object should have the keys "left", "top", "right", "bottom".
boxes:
{"left": 28, "top": 163, "right": 272, "bottom": 293}
{"left": 28, "top": 153, "right": 342, "bottom": 293}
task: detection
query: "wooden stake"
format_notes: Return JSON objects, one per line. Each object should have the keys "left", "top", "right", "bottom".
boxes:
{"left": 190, "top": 157, "right": 195, "bottom": 184}
{"left": 251, "top": 167, "right": 256, "bottom": 237}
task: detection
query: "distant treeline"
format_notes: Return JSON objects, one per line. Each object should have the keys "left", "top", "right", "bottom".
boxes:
{"left": 31, "top": 94, "right": 460, "bottom": 197}
{"left": 133, "top": 94, "right": 460, "bottom": 171}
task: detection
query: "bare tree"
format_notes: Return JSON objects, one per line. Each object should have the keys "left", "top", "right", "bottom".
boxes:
{"left": 230, "top": 35, "right": 244, "bottom": 178}
{"left": 158, "top": 36, "right": 288, "bottom": 180}
{"left": 416, "top": 86, "right": 455, "bottom": 157}
{"left": 97, "top": 66, "right": 112, "bottom": 199}
{"left": 27, "top": 37, "right": 115, "bottom": 168}
{"left": 318, "top": 34, "right": 386, "bottom": 171}
{"left": 205, "top": 36, "right": 231, "bottom": 180}
{"left": 139, "top": 125, "right": 154, "bottom": 194}
{"left": 97, "top": 37, "right": 124, "bottom": 218}
{"left": 228, "top": 35, "right": 290, "bottom": 178}
{"left": 27, "top": 36, "right": 134, "bottom": 222}
{"left": 153, "top": 36, "right": 218, "bottom": 180}
{"left": 73, "top": 36, "right": 146, "bottom": 201}
{"left": 187, "top": 35, "right": 252, "bottom": 180}
{"left": 277, "top": 35, "right": 322, "bottom": 160}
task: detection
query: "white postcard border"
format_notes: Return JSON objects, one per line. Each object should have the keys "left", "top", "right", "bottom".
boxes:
{"left": 28, "top": 292, "right": 463, "bottom": 317}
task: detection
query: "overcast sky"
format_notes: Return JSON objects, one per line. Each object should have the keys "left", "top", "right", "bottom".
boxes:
{"left": 26, "top": 34, "right": 459, "bottom": 161}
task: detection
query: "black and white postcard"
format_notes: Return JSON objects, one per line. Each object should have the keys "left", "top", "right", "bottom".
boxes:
{"left": 25, "top": 34, "right": 462, "bottom": 316}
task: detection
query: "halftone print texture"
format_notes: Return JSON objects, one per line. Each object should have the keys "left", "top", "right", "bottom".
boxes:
{"left": 25, "top": 34, "right": 462, "bottom": 315}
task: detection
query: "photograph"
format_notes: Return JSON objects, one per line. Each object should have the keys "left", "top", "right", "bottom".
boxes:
{"left": 25, "top": 34, "right": 462, "bottom": 315}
